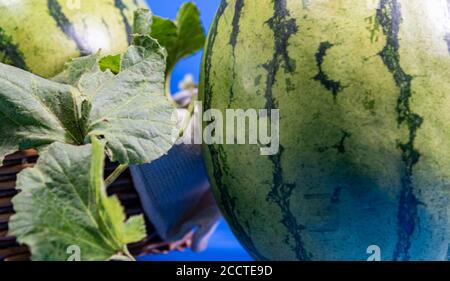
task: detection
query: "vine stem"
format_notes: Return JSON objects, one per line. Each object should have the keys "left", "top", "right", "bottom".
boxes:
{"left": 165, "top": 73, "right": 179, "bottom": 107}
{"left": 177, "top": 94, "right": 198, "bottom": 138}
{"left": 109, "top": 250, "right": 136, "bottom": 261}
{"left": 105, "top": 164, "right": 129, "bottom": 187}
{"left": 103, "top": 74, "right": 180, "bottom": 189}
{"left": 104, "top": 98, "right": 196, "bottom": 189}
{"left": 165, "top": 69, "right": 199, "bottom": 139}
{"left": 122, "top": 246, "right": 136, "bottom": 261}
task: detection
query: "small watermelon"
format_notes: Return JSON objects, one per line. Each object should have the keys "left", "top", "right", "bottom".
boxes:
{"left": 201, "top": 0, "right": 450, "bottom": 261}
{"left": 0, "top": 0, "right": 146, "bottom": 78}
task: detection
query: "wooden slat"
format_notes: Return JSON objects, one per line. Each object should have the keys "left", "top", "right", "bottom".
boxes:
{"left": 0, "top": 175, "right": 16, "bottom": 183}
{"left": 0, "top": 213, "right": 11, "bottom": 224}
{"left": 0, "top": 246, "right": 29, "bottom": 260}
{"left": 4, "top": 253, "right": 31, "bottom": 261}
{"left": 0, "top": 222, "right": 8, "bottom": 232}
{"left": 0, "top": 197, "right": 12, "bottom": 206}
{"left": 0, "top": 189, "right": 16, "bottom": 198}
{"left": 0, "top": 236, "right": 17, "bottom": 249}
{"left": 0, "top": 205, "right": 13, "bottom": 215}
{"left": 124, "top": 207, "right": 143, "bottom": 217}
{"left": 0, "top": 164, "right": 34, "bottom": 176}
{"left": 0, "top": 181, "right": 15, "bottom": 190}
{"left": 113, "top": 192, "right": 139, "bottom": 202}
{"left": 3, "top": 150, "right": 38, "bottom": 161}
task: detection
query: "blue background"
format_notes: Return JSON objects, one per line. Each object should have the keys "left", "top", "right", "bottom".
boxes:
{"left": 140, "top": 0, "right": 253, "bottom": 261}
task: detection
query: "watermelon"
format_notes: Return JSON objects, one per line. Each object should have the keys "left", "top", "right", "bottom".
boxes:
{"left": 200, "top": 0, "right": 450, "bottom": 261}
{"left": 0, "top": 0, "right": 145, "bottom": 78}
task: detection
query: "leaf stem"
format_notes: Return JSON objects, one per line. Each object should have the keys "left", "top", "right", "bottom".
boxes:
{"left": 165, "top": 72, "right": 178, "bottom": 107}
{"left": 105, "top": 164, "right": 129, "bottom": 187}
{"left": 109, "top": 252, "right": 135, "bottom": 261}
{"left": 178, "top": 94, "right": 197, "bottom": 138}
{"left": 165, "top": 70, "right": 198, "bottom": 138}
{"left": 123, "top": 246, "right": 136, "bottom": 261}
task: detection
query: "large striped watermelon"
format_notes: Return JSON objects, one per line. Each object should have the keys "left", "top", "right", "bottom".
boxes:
{"left": 0, "top": 0, "right": 145, "bottom": 78}
{"left": 201, "top": 0, "right": 450, "bottom": 261}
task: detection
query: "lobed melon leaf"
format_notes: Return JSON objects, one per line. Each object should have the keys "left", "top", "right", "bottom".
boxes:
{"left": 9, "top": 139, "right": 146, "bottom": 261}
{"left": 151, "top": 2, "right": 206, "bottom": 76}
{"left": 0, "top": 8, "right": 177, "bottom": 165}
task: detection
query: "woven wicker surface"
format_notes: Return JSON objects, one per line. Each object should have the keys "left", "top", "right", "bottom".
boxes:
{"left": 0, "top": 150, "right": 191, "bottom": 261}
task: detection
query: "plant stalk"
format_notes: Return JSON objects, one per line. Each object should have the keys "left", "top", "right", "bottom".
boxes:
{"left": 109, "top": 252, "right": 135, "bottom": 261}
{"left": 165, "top": 72, "right": 178, "bottom": 107}
{"left": 178, "top": 95, "right": 197, "bottom": 138}
{"left": 122, "top": 246, "right": 136, "bottom": 261}
{"left": 105, "top": 164, "right": 129, "bottom": 187}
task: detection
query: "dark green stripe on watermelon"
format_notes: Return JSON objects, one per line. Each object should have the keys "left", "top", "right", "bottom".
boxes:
{"left": 204, "top": 0, "right": 226, "bottom": 111}
{"left": 263, "top": 0, "right": 310, "bottom": 261}
{"left": 47, "top": 0, "right": 91, "bottom": 55}
{"left": 332, "top": 130, "right": 351, "bottom": 154}
{"left": 227, "top": 0, "right": 244, "bottom": 107}
{"left": 313, "top": 41, "right": 343, "bottom": 101}
{"left": 204, "top": 0, "right": 269, "bottom": 261}
{"left": 377, "top": 0, "right": 423, "bottom": 261}
{"left": 0, "top": 27, "right": 28, "bottom": 71}
{"left": 114, "top": 0, "right": 133, "bottom": 45}
{"left": 229, "top": 0, "right": 244, "bottom": 50}
{"left": 316, "top": 129, "right": 351, "bottom": 154}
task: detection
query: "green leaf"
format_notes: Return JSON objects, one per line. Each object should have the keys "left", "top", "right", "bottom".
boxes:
{"left": 63, "top": 54, "right": 101, "bottom": 85}
{"left": 9, "top": 140, "right": 146, "bottom": 261}
{"left": 151, "top": 16, "right": 177, "bottom": 57}
{"left": 86, "top": 40, "right": 175, "bottom": 164}
{"left": 133, "top": 8, "right": 153, "bottom": 36}
{"left": 122, "top": 215, "right": 148, "bottom": 244}
{"left": 99, "top": 54, "right": 121, "bottom": 74}
{"left": 0, "top": 64, "right": 85, "bottom": 163}
{"left": 130, "top": 8, "right": 168, "bottom": 61}
{"left": 150, "top": 2, "right": 206, "bottom": 75}
{"left": 0, "top": 9, "right": 177, "bottom": 165}
{"left": 172, "top": 3, "right": 206, "bottom": 65}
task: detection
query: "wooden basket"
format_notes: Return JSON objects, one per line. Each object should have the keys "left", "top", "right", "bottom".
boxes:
{"left": 0, "top": 150, "right": 191, "bottom": 261}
